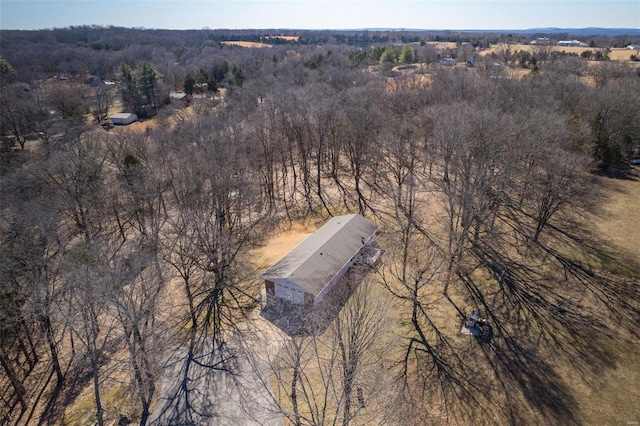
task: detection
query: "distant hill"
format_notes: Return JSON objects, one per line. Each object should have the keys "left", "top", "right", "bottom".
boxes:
{"left": 526, "top": 27, "right": 640, "bottom": 36}
{"left": 360, "top": 27, "right": 640, "bottom": 36}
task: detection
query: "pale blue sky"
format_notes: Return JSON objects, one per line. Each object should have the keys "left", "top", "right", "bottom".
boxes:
{"left": 1, "top": 1, "right": 638, "bottom": 30}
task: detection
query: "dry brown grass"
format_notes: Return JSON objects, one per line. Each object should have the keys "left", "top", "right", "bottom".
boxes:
{"left": 609, "top": 47, "right": 639, "bottom": 61}
{"left": 505, "top": 67, "right": 532, "bottom": 79}
{"left": 424, "top": 41, "right": 460, "bottom": 50}
{"left": 268, "top": 35, "right": 299, "bottom": 42}
{"left": 572, "top": 338, "right": 640, "bottom": 425}
{"left": 221, "top": 41, "right": 273, "bottom": 48}
{"left": 595, "top": 171, "right": 640, "bottom": 259}
{"left": 385, "top": 72, "right": 432, "bottom": 92}
{"left": 482, "top": 43, "right": 638, "bottom": 63}
{"left": 59, "top": 362, "right": 139, "bottom": 425}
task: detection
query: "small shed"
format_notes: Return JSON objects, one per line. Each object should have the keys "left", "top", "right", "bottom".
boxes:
{"left": 109, "top": 113, "right": 138, "bottom": 125}
{"left": 260, "top": 214, "right": 379, "bottom": 306}
{"left": 169, "top": 92, "right": 192, "bottom": 106}
{"left": 169, "top": 91, "right": 187, "bottom": 99}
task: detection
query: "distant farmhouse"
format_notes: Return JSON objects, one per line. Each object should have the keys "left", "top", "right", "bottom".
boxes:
{"left": 260, "top": 214, "right": 380, "bottom": 306}
{"left": 558, "top": 40, "right": 583, "bottom": 47}
{"left": 108, "top": 113, "right": 138, "bottom": 125}
{"left": 530, "top": 37, "right": 551, "bottom": 45}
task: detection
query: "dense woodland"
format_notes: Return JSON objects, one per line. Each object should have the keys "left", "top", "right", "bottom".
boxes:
{"left": 1, "top": 27, "right": 640, "bottom": 425}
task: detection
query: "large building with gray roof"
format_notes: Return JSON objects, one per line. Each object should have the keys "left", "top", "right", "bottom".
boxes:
{"left": 260, "top": 214, "right": 379, "bottom": 305}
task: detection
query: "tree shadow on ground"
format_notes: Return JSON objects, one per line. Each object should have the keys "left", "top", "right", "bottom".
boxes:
{"left": 456, "top": 264, "right": 584, "bottom": 424}
{"left": 541, "top": 224, "right": 640, "bottom": 333}
{"left": 150, "top": 335, "right": 236, "bottom": 426}
{"left": 38, "top": 346, "right": 119, "bottom": 426}
{"left": 402, "top": 332, "right": 504, "bottom": 425}
{"left": 452, "top": 216, "right": 640, "bottom": 424}
{"left": 595, "top": 163, "right": 640, "bottom": 181}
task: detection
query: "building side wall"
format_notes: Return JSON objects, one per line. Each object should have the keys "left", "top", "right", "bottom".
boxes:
{"left": 110, "top": 114, "right": 137, "bottom": 125}
{"left": 270, "top": 278, "right": 307, "bottom": 305}
{"left": 265, "top": 280, "right": 275, "bottom": 296}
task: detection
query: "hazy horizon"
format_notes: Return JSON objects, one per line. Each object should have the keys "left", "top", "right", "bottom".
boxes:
{"left": 1, "top": 1, "right": 639, "bottom": 32}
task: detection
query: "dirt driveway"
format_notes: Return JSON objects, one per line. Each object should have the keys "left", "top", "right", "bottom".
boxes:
{"left": 149, "top": 308, "right": 286, "bottom": 425}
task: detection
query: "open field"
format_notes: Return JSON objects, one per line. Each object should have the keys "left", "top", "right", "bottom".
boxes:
{"left": 578, "top": 170, "right": 640, "bottom": 424}
{"left": 424, "top": 41, "right": 638, "bottom": 62}
{"left": 221, "top": 35, "right": 297, "bottom": 48}
{"left": 595, "top": 168, "right": 640, "bottom": 263}
{"left": 482, "top": 43, "right": 639, "bottom": 62}
{"left": 221, "top": 41, "right": 273, "bottom": 48}
{"left": 268, "top": 35, "right": 299, "bottom": 41}
{"left": 424, "top": 41, "right": 460, "bottom": 49}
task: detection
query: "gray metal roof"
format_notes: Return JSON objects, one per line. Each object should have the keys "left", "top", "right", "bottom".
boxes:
{"left": 109, "top": 113, "right": 137, "bottom": 119}
{"left": 260, "top": 214, "right": 379, "bottom": 295}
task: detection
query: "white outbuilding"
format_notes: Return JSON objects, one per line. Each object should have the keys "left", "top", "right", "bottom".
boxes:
{"left": 558, "top": 40, "right": 582, "bottom": 47}
{"left": 260, "top": 214, "right": 379, "bottom": 306}
{"left": 109, "top": 113, "right": 138, "bottom": 125}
